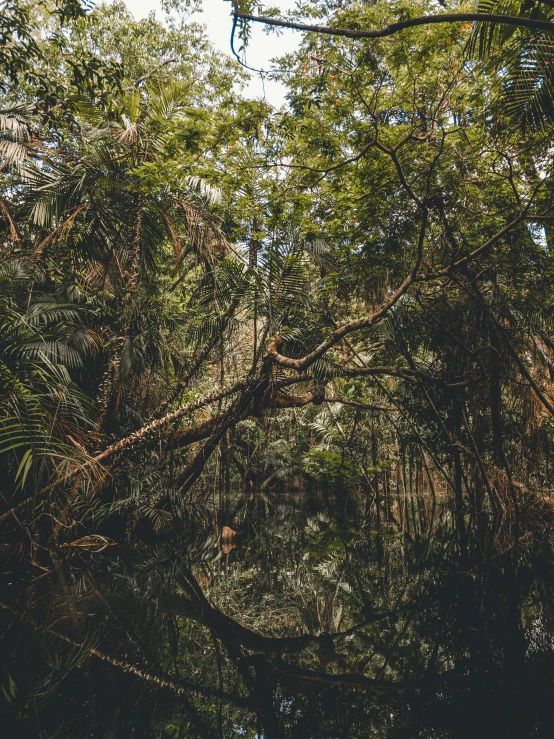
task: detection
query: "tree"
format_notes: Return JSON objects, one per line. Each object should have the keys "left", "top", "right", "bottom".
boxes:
{"left": 231, "top": 0, "right": 554, "bottom": 130}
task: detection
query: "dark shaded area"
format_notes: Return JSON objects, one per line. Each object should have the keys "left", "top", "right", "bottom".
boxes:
{"left": 1, "top": 479, "right": 553, "bottom": 738}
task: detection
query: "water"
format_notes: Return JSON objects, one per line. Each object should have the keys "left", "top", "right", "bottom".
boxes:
{"left": 1, "top": 482, "right": 553, "bottom": 738}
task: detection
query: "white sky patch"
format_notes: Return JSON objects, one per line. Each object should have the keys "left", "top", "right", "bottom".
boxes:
{"left": 528, "top": 222, "right": 548, "bottom": 250}
{"left": 111, "top": 0, "right": 300, "bottom": 106}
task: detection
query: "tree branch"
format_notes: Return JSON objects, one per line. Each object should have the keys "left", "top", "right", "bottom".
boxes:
{"left": 134, "top": 58, "right": 178, "bottom": 86}
{"left": 0, "top": 601, "right": 254, "bottom": 709}
{"left": 265, "top": 209, "right": 428, "bottom": 371}
{"left": 233, "top": 8, "right": 554, "bottom": 40}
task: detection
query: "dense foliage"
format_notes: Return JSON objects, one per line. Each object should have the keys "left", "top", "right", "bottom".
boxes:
{"left": 1, "top": 1, "right": 554, "bottom": 737}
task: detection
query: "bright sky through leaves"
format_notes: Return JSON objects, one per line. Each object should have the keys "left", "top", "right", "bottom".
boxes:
{"left": 119, "top": 0, "right": 299, "bottom": 105}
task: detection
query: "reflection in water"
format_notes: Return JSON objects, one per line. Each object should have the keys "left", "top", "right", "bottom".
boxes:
{"left": 1, "top": 480, "right": 553, "bottom": 738}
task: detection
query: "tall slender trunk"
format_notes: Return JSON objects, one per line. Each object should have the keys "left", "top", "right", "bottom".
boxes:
{"left": 96, "top": 195, "right": 143, "bottom": 431}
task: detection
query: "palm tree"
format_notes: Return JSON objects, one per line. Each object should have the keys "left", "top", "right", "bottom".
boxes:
{"left": 0, "top": 258, "right": 98, "bottom": 509}
{"left": 472, "top": 0, "right": 554, "bottom": 130}
{"left": 20, "top": 82, "right": 227, "bottom": 430}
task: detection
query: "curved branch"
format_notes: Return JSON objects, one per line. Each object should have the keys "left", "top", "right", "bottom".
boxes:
{"left": 233, "top": 9, "right": 554, "bottom": 40}
{"left": 160, "top": 592, "right": 404, "bottom": 658}
{"left": 265, "top": 210, "right": 429, "bottom": 371}
{"left": 266, "top": 275, "right": 415, "bottom": 370}
{"left": 171, "top": 378, "right": 323, "bottom": 450}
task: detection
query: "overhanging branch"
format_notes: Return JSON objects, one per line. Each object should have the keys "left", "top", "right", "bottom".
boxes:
{"left": 233, "top": 8, "right": 554, "bottom": 40}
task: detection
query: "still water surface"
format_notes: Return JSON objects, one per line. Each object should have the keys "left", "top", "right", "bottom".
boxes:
{"left": 1, "top": 483, "right": 553, "bottom": 737}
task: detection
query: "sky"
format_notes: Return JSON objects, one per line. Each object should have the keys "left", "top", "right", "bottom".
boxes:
{"left": 112, "top": 0, "right": 300, "bottom": 105}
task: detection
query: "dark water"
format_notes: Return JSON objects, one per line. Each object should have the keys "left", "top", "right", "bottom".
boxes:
{"left": 1, "top": 483, "right": 553, "bottom": 738}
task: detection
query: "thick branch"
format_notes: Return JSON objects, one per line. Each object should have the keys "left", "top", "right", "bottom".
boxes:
{"left": 266, "top": 210, "right": 428, "bottom": 371}
{"left": 172, "top": 378, "right": 325, "bottom": 448}
{"left": 38, "top": 381, "right": 249, "bottom": 498}
{"left": 266, "top": 273, "right": 416, "bottom": 371}
{"left": 160, "top": 592, "right": 403, "bottom": 658}
{"left": 234, "top": 9, "right": 554, "bottom": 40}
{"left": 171, "top": 378, "right": 323, "bottom": 449}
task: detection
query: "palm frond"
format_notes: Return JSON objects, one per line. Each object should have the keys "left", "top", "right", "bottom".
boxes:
{"left": 472, "top": 0, "right": 554, "bottom": 130}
